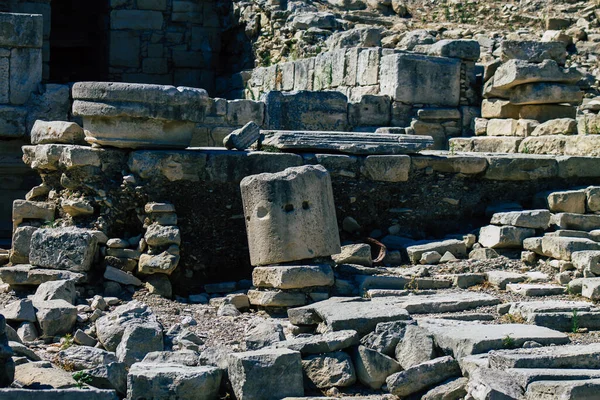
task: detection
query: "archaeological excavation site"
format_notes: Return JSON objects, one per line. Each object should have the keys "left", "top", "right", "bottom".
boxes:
{"left": 3, "top": 0, "right": 600, "bottom": 398}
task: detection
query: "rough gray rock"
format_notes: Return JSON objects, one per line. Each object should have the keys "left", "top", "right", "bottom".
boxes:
{"left": 395, "top": 325, "right": 436, "bottom": 369}
{"left": 244, "top": 320, "right": 285, "bottom": 351}
{"left": 302, "top": 351, "right": 356, "bottom": 389}
{"left": 116, "top": 324, "right": 164, "bottom": 367}
{"left": 223, "top": 121, "right": 261, "bottom": 150}
{"left": 1, "top": 300, "right": 36, "bottom": 323}
{"left": 422, "top": 377, "right": 468, "bottom": 400}
{"left": 466, "top": 368, "right": 524, "bottom": 400}
{"left": 34, "top": 280, "right": 77, "bottom": 304}
{"left": 386, "top": 356, "right": 461, "bottom": 398}
{"left": 353, "top": 345, "right": 401, "bottom": 389}
{"left": 360, "top": 320, "right": 411, "bottom": 357}
{"left": 29, "top": 228, "right": 98, "bottom": 272}
{"left": 272, "top": 330, "right": 359, "bottom": 354}
{"left": 85, "top": 362, "right": 127, "bottom": 396}
{"left": 56, "top": 346, "right": 117, "bottom": 371}
{"left": 34, "top": 299, "right": 77, "bottom": 337}
{"left": 0, "top": 315, "right": 14, "bottom": 388}
{"left": 228, "top": 348, "right": 304, "bottom": 400}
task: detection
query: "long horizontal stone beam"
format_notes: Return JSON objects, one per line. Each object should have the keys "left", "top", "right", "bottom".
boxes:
{"left": 261, "top": 130, "right": 434, "bottom": 155}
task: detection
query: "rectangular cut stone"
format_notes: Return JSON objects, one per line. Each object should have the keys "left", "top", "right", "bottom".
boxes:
{"left": 478, "top": 225, "right": 536, "bottom": 248}
{"left": 519, "top": 104, "right": 576, "bottom": 122}
{"left": 0, "top": 56, "right": 8, "bottom": 103}
{"left": 262, "top": 131, "right": 433, "bottom": 155}
{"left": 252, "top": 265, "right": 334, "bottom": 289}
{"left": 490, "top": 210, "right": 551, "bottom": 229}
{"left": 313, "top": 52, "right": 333, "bottom": 90}
{"left": 493, "top": 59, "right": 582, "bottom": 90}
{"left": 486, "top": 119, "right": 519, "bottom": 136}
{"left": 380, "top": 53, "right": 461, "bottom": 106}
{"left": 572, "top": 251, "right": 600, "bottom": 274}
{"left": 419, "top": 319, "right": 569, "bottom": 358}
{"left": 484, "top": 155, "right": 557, "bottom": 181}
{"left": 505, "top": 283, "right": 566, "bottom": 296}
{"left": 240, "top": 165, "right": 341, "bottom": 266}
{"left": 0, "top": 13, "right": 43, "bottom": 48}
{"left": 10, "top": 48, "right": 42, "bottom": 105}
{"left": 411, "top": 154, "right": 488, "bottom": 175}
{"left": 489, "top": 343, "right": 600, "bottom": 370}
{"left": 509, "top": 83, "right": 583, "bottom": 105}
{"left": 110, "top": 10, "right": 164, "bottom": 30}
{"left": 357, "top": 48, "right": 380, "bottom": 86}
{"left": 292, "top": 58, "right": 314, "bottom": 91}
{"left": 471, "top": 137, "right": 522, "bottom": 153}
{"left": 427, "top": 39, "right": 480, "bottom": 60}
{"left": 248, "top": 290, "right": 307, "bottom": 307}
{"left": 554, "top": 213, "right": 600, "bottom": 231}
{"left": 330, "top": 49, "right": 346, "bottom": 87}
{"left": 406, "top": 239, "right": 467, "bottom": 264}
{"left": 362, "top": 155, "right": 411, "bottom": 182}
{"left": 481, "top": 99, "right": 521, "bottom": 119}
{"left": 0, "top": 265, "right": 85, "bottom": 286}
{"left": 541, "top": 236, "right": 600, "bottom": 260}
{"left": 500, "top": 40, "right": 567, "bottom": 64}
{"left": 343, "top": 48, "right": 359, "bottom": 87}
{"left": 526, "top": 379, "right": 600, "bottom": 399}
{"left": 509, "top": 368, "right": 600, "bottom": 389}
{"left": 29, "top": 228, "right": 98, "bottom": 272}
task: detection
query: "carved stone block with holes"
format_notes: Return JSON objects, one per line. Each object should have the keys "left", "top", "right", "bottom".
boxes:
{"left": 240, "top": 165, "right": 341, "bottom": 266}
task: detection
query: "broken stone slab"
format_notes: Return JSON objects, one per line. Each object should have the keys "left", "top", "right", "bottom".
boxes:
{"left": 525, "top": 378, "right": 600, "bottom": 400}
{"left": 581, "top": 278, "right": 600, "bottom": 300}
{"left": 116, "top": 324, "right": 164, "bottom": 367}
{"left": 271, "top": 330, "right": 359, "bottom": 354}
{"left": 223, "top": 121, "right": 261, "bottom": 150}
{"left": 490, "top": 210, "right": 551, "bottom": 229}
{"left": 31, "top": 120, "right": 85, "bottom": 145}
{"left": 302, "top": 351, "right": 356, "bottom": 389}
{"left": 228, "top": 348, "right": 304, "bottom": 400}
{"left": 248, "top": 290, "right": 307, "bottom": 307}
{"left": 386, "top": 356, "right": 461, "bottom": 398}
{"left": 422, "top": 377, "right": 468, "bottom": 400}
{"left": 508, "top": 368, "right": 600, "bottom": 389}
{"left": 127, "top": 363, "right": 222, "bottom": 400}
{"left": 252, "top": 265, "right": 334, "bottom": 289}
{"left": 353, "top": 345, "right": 401, "bottom": 390}
{"left": 144, "top": 224, "right": 181, "bottom": 247}
{"left": 492, "top": 59, "right": 582, "bottom": 91}
{"left": 104, "top": 267, "right": 142, "bottom": 287}
{"left": 505, "top": 284, "right": 566, "bottom": 296}
{"left": 0, "top": 265, "right": 85, "bottom": 286}
{"left": 10, "top": 226, "right": 37, "bottom": 265}
{"left": 541, "top": 236, "right": 600, "bottom": 261}
{"left": 386, "top": 292, "right": 500, "bottom": 314}
{"left": 29, "top": 228, "right": 98, "bottom": 272}
{"left": 355, "top": 275, "right": 452, "bottom": 292}
{"left": 138, "top": 252, "right": 180, "bottom": 275}
{"left": 261, "top": 130, "right": 434, "bottom": 155}
{"left": 361, "top": 155, "right": 411, "bottom": 182}
{"left": 508, "top": 300, "right": 594, "bottom": 320}
{"left": 500, "top": 40, "right": 567, "bottom": 64}
{"left": 241, "top": 165, "right": 340, "bottom": 266}
{"left": 418, "top": 319, "right": 570, "bottom": 358}
{"left": 531, "top": 118, "right": 578, "bottom": 136}
{"left": 478, "top": 225, "right": 536, "bottom": 249}
{"left": 486, "top": 271, "right": 527, "bottom": 289}
{"left": 548, "top": 189, "right": 587, "bottom": 214}
{"left": 0, "top": 389, "right": 119, "bottom": 400}
{"left": 528, "top": 311, "right": 600, "bottom": 332}
{"left": 466, "top": 368, "right": 524, "bottom": 400}
{"left": 509, "top": 83, "right": 583, "bottom": 106}
{"left": 427, "top": 39, "right": 480, "bottom": 60}
{"left": 56, "top": 346, "right": 117, "bottom": 371}
{"left": 489, "top": 343, "right": 600, "bottom": 369}
{"left": 1, "top": 300, "right": 36, "bottom": 323}
{"left": 12, "top": 200, "right": 55, "bottom": 228}
{"left": 406, "top": 239, "right": 467, "bottom": 264}
{"left": 554, "top": 213, "right": 600, "bottom": 232}
{"left": 360, "top": 320, "right": 414, "bottom": 357}
{"left": 332, "top": 244, "right": 372, "bottom": 267}
{"left": 287, "top": 297, "right": 411, "bottom": 336}
{"left": 395, "top": 325, "right": 436, "bottom": 369}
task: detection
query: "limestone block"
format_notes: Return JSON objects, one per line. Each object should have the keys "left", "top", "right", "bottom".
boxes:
{"left": 572, "top": 251, "right": 600, "bottom": 275}
{"left": 127, "top": 363, "right": 222, "bottom": 400}
{"left": 478, "top": 225, "right": 536, "bottom": 248}
{"left": 138, "top": 252, "right": 179, "bottom": 275}
{"left": 362, "top": 155, "right": 411, "bottom": 182}
{"left": 240, "top": 165, "right": 340, "bottom": 266}
{"left": 530, "top": 118, "right": 577, "bottom": 136}
{"left": 406, "top": 239, "right": 467, "bottom": 264}
{"left": 227, "top": 100, "right": 264, "bottom": 127}
{"left": 10, "top": 226, "right": 37, "bottom": 264}
{"left": 547, "top": 190, "right": 586, "bottom": 214}
{"left": 484, "top": 155, "right": 557, "bottom": 181}
{"left": 380, "top": 53, "right": 461, "bottom": 106}
{"left": 471, "top": 137, "right": 522, "bottom": 153}
{"left": 280, "top": 62, "right": 295, "bottom": 91}
{"left": 486, "top": 119, "right": 519, "bottom": 136}
{"left": 490, "top": 210, "right": 551, "bottom": 229}
{"left": 247, "top": 290, "right": 306, "bottom": 307}
{"left": 313, "top": 52, "right": 333, "bottom": 90}
{"left": 59, "top": 146, "right": 102, "bottom": 169}
{"left": 252, "top": 265, "right": 334, "bottom": 289}
{"left": 0, "top": 13, "right": 43, "bottom": 48}
{"left": 519, "top": 104, "right": 576, "bottom": 123}
{"left": 330, "top": 49, "right": 346, "bottom": 87}
{"left": 554, "top": 213, "right": 600, "bottom": 232}
{"left": 481, "top": 99, "right": 521, "bottom": 119}
{"left": 29, "top": 228, "right": 98, "bottom": 272}
{"left": 349, "top": 95, "right": 391, "bottom": 127}
{"left": 357, "top": 48, "right": 380, "bottom": 86}
{"left": 10, "top": 48, "right": 42, "bottom": 105}
{"left": 293, "top": 58, "right": 314, "bottom": 91}
{"left": 31, "top": 121, "right": 85, "bottom": 145}
{"left": 581, "top": 278, "right": 600, "bottom": 300}
{"left": 34, "top": 299, "right": 77, "bottom": 337}
{"left": 0, "top": 265, "right": 85, "bottom": 286}
{"left": 223, "top": 121, "right": 260, "bottom": 150}
{"left": 12, "top": 200, "right": 55, "bottom": 227}
{"left": 500, "top": 40, "right": 567, "bottom": 64}
{"left": 129, "top": 150, "right": 206, "bottom": 182}
{"left": 541, "top": 236, "right": 600, "bottom": 260}
{"left": 587, "top": 187, "right": 600, "bottom": 212}
{"left": 509, "top": 83, "right": 583, "bottom": 106}
{"left": 474, "top": 118, "right": 488, "bottom": 135}
{"left": 110, "top": 10, "right": 163, "bottom": 30}
{"left": 427, "top": 39, "right": 480, "bottom": 60}
{"left": 302, "top": 351, "right": 356, "bottom": 389}
{"left": 228, "top": 348, "right": 303, "bottom": 400}
{"left": 493, "top": 59, "right": 581, "bottom": 90}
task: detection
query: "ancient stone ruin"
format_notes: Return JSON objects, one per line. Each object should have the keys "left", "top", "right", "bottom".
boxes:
{"left": 1, "top": 0, "right": 600, "bottom": 399}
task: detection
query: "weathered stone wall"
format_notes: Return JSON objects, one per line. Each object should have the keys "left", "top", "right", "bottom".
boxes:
{"left": 20, "top": 144, "right": 600, "bottom": 293}
{"left": 107, "top": 0, "right": 225, "bottom": 93}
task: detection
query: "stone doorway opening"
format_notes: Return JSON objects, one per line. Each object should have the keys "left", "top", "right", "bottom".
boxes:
{"left": 49, "top": 0, "right": 109, "bottom": 83}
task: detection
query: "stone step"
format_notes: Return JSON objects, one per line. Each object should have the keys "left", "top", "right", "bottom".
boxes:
{"left": 527, "top": 312, "right": 600, "bottom": 332}
{"left": 0, "top": 265, "right": 86, "bottom": 286}
{"left": 525, "top": 379, "right": 600, "bottom": 399}
{"left": 366, "top": 289, "right": 438, "bottom": 298}
{"left": 0, "top": 389, "right": 118, "bottom": 400}
{"left": 287, "top": 297, "right": 411, "bottom": 336}
{"left": 262, "top": 130, "right": 434, "bottom": 155}
{"left": 419, "top": 319, "right": 570, "bottom": 358}
{"left": 405, "top": 239, "right": 467, "bottom": 264}
{"left": 554, "top": 213, "right": 600, "bottom": 232}
{"left": 508, "top": 300, "right": 594, "bottom": 319}
{"left": 486, "top": 271, "right": 527, "bottom": 289}
{"left": 508, "top": 368, "right": 600, "bottom": 389}
{"left": 489, "top": 343, "right": 600, "bottom": 370}
{"left": 270, "top": 330, "right": 359, "bottom": 354}
{"left": 505, "top": 283, "right": 566, "bottom": 296}
{"left": 355, "top": 275, "right": 452, "bottom": 292}
{"left": 388, "top": 292, "right": 500, "bottom": 314}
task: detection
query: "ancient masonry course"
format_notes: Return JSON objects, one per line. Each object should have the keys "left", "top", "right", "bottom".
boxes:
{"left": 2, "top": 0, "right": 600, "bottom": 399}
